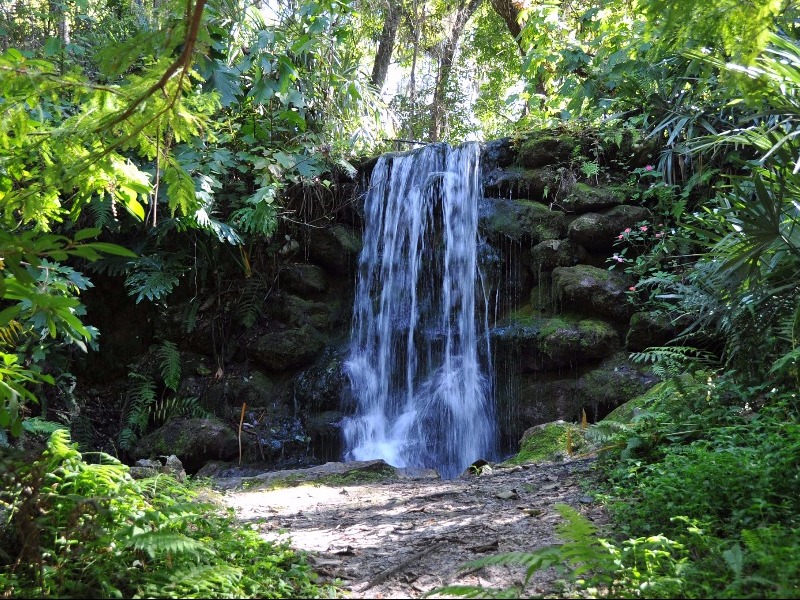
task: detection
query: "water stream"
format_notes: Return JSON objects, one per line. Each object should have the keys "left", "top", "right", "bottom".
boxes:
{"left": 342, "top": 143, "right": 498, "bottom": 478}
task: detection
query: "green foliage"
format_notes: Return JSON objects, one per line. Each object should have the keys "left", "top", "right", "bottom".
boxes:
{"left": 0, "top": 429, "right": 336, "bottom": 598}
{"left": 431, "top": 504, "right": 687, "bottom": 599}
{"left": 119, "top": 341, "right": 206, "bottom": 452}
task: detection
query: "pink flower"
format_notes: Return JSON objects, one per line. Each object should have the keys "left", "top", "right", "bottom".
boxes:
{"left": 628, "top": 286, "right": 636, "bottom": 291}
{"left": 655, "top": 232, "right": 665, "bottom": 238}
{"left": 645, "top": 165, "right": 654, "bottom": 171}
{"left": 617, "top": 234, "right": 624, "bottom": 240}
{"left": 639, "top": 226, "right": 648, "bottom": 232}
{"left": 612, "top": 253, "right": 625, "bottom": 263}
{"left": 623, "top": 227, "right": 632, "bottom": 233}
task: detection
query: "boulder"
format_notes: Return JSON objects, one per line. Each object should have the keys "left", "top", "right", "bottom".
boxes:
{"left": 517, "top": 133, "right": 582, "bottom": 168}
{"left": 132, "top": 417, "right": 239, "bottom": 474}
{"left": 483, "top": 166, "right": 560, "bottom": 202}
{"left": 625, "top": 311, "right": 683, "bottom": 351}
{"left": 506, "top": 420, "right": 587, "bottom": 464}
{"left": 294, "top": 346, "right": 349, "bottom": 412}
{"left": 307, "top": 224, "right": 362, "bottom": 275}
{"left": 270, "top": 293, "right": 337, "bottom": 331}
{"left": 481, "top": 137, "right": 516, "bottom": 169}
{"left": 492, "top": 314, "right": 619, "bottom": 373}
{"left": 559, "top": 182, "right": 631, "bottom": 213}
{"left": 279, "top": 263, "right": 327, "bottom": 295}
{"left": 552, "top": 264, "right": 635, "bottom": 322}
{"left": 530, "top": 239, "right": 588, "bottom": 272}
{"left": 478, "top": 199, "right": 566, "bottom": 244}
{"left": 247, "top": 324, "right": 326, "bottom": 371}
{"left": 567, "top": 205, "right": 650, "bottom": 251}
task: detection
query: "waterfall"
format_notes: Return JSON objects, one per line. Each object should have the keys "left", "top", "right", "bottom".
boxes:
{"left": 342, "top": 142, "right": 498, "bottom": 478}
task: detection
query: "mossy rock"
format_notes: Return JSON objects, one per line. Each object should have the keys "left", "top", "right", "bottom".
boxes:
{"left": 560, "top": 182, "right": 633, "bottom": 213}
{"left": 483, "top": 166, "right": 560, "bottom": 202}
{"left": 567, "top": 205, "right": 650, "bottom": 251}
{"left": 247, "top": 324, "right": 326, "bottom": 371}
{"left": 602, "top": 374, "right": 704, "bottom": 423}
{"left": 270, "top": 293, "right": 337, "bottom": 331}
{"left": 132, "top": 417, "right": 239, "bottom": 474}
{"left": 478, "top": 198, "right": 566, "bottom": 244}
{"left": 279, "top": 263, "right": 327, "bottom": 296}
{"left": 576, "top": 352, "right": 657, "bottom": 419}
{"left": 517, "top": 134, "right": 581, "bottom": 168}
{"left": 294, "top": 346, "right": 348, "bottom": 412}
{"left": 307, "top": 224, "right": 362, "bottom": 275}
{"left": 530, "top": 239, "right": 588, "bottom": 273}
{"left": 504, "top": 421, "right": 587, "bottom": 464}
{"left": 492, "top": 312, "right": 619, "bottom": 372}
{"left": 625, "top": 311, "right": 683, "bottom": 351}
{"left": 552, "top": 264, "right": 635, "bottom": 322}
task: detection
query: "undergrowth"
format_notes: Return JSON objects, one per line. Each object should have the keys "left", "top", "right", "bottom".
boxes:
{"left": 433, "top": 372, "right": 800, "bottom": 598}
{"left": 0, "top": 430, "right": 338, "bottom": 598}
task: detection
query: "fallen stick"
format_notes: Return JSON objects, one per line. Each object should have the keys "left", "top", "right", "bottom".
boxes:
{"left": 360, "top": 540, "right": 448, "bottom": 591}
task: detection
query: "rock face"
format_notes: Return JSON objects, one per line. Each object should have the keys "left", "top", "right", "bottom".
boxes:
{"left": 84, "top": 126, "right": 664, "bottom": 475}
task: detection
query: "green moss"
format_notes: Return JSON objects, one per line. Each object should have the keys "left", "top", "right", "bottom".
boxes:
{"left": 503, "top": 421, "right": 586, "bottom": 465}
{"left": 240, "top": 464, "right": 397, "bottom": 491}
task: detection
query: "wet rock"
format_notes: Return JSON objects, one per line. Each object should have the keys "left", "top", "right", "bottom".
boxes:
{"left": 552, "top": 264, "right": 635, "bottom": 322}
{"left": 294, "top": 347, "right": 349, "bottom": 412}
{"left": 559, "top": 182, "right": 631, "bottom": 213}
{"left": 479, "top": 199, "right": 566, "bottom": 244}
{"left": 308, "top": 224, "right": 362, "bottom": 275}
{"left": 132, "top": 417, "right": 239, "bottom": 474}
{"left": 517, "top": 134, "right": 581, "bottom": 168}
{"left": 304, "top": 410, "right": 343, "bottom": 463}
{"left": 279, "top": 263, "right": 327, "bottom": 295}
{"left": 247, "top": 324, "right": 326, "bottom": 371}
{"left": 481, "top": 137, "right": 515, "bottom": 169}
{"left": 483, "top": 166, "right": 560, "bottom": 202}
{"left": 567, "top": 205, "right": 650, "bottom": 251}
{"left": 492, "top": 314, "right": 619, "bottom": 372}
{"left": 530, "top": 239, "right": 588, "bottom": 272}
{"left": 625, "top": 310, "right": 683, "bottom": 351}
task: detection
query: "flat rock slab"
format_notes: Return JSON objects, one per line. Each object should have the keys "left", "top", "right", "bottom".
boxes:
{"left": 212, "top": 459, "right": 396, "bottom": 491}
{"left": 221, "top": 457, "right": 606, "bottom": 598}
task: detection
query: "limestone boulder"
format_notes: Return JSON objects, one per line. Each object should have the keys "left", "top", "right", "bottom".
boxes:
{"left": 492, "top": 315, "right": 619, "bottom": 373}
{"left": 483, "top": 166, "right": 560, "bottom": 202}
{"left": 307, "top": 224, "right": 362, "bottom": 275}
{"left": 530, "top": 239, "right": 588, "bottom": 272}
{"left": 279, "top": 263, "right": 327, "bottom": 296}
{"left": 567, "top": 205, "right": 650, "bottom": 251}
{"left": 552, "top": 264, "right": 635, "bottom": 322}
{"left": 132, "top": 417, "right": 239, "bottom": 474}
{"left": 517, "top": 134, "right": 582, "bottom": 168}
{"left": 247, "top": 324, "right": 326, "bottom": 371}
{"left": 559, "top": 183, "right": 631, "bottom": 213}
{"left": 479, "top": 199, "right": 566, "bottom": 244}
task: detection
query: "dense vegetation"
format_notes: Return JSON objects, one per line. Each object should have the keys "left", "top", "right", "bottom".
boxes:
{"left": 1, "top": 0, "right": 799, "bottom": 596}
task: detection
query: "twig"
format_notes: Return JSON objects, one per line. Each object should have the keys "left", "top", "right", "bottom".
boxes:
{"left": 360, "top": 541, "right": 447, "bottom": 591}
{"left": 238, "top": 402, "right": 246, "bottom": 465}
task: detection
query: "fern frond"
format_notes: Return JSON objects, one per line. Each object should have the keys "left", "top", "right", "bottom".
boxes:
{"left": 124, "top": 255, "right": 187, "bottom": 303}
{"left": 234, "top": 277, "right": 266, "bottom": 328}
{"left": 126, "top": 530, "right": 211, "bottom": 559}
{"left": 0, "top": 320, "right": 23, "bottom": 349}
{"left": 153, "top": 396, "right": 206, "bottom": 423}
{"left": 120, "top": 373, "right": 157, "bottom": 451}
{"left": 157, "top": 340, "right": 181, "bottom": 391}
{"left": 423, "top": 584, "right": 520, "bottom": 598}
{"left": 585, "top": 420, "right": 633, "bottom": 444}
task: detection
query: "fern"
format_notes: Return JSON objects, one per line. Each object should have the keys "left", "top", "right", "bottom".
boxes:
{"left": 153, "top": 396, "right": 206, "bottom": 423}
{"left": 126, "top": 529, "right": 212, "bottom": 559}
{"left": 234, "top": 277, "right": 267, "bottom": 328}
{"left": 124, "top": 255, "right": 186, "bottom": 303}
{"left": 0, "top": 319, "right": 22, "bottom": 349}
{"left": 630, "top": 345, "right": 718, "bottom": 377}
{"left": 157, "top": 340, "right": 181, "bottom": 392}
{"left": 120, "top": 373, "right": 157, "bottom": 451}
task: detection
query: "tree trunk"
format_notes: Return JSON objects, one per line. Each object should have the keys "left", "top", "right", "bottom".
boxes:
{"left": 490, "top": 0, "right": 523, "bottom": 46}
{"left": 371, "top": 0, "right": 401, "bottom": 91}
{"left": 428, "top": 0, "right": 483, "bottom": 142}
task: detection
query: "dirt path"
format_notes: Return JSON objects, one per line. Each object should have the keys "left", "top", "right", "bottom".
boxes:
{"left": 219, "top": 458, "right": 605, "bottom": 598}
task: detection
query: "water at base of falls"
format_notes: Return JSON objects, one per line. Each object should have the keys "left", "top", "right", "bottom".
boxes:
{"left": 342, "top": 142, "right": 498, "bottom": 479}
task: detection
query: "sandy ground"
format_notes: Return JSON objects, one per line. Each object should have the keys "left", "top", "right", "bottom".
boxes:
{"left": 220, "top": 457, "right": 606, "bottom": 598}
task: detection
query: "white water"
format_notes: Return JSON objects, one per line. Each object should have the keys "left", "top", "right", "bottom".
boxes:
{"left": 342, "top": 143, "right": 497, "bottom": 478}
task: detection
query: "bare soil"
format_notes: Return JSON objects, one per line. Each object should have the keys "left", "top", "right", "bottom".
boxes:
{"left": 220, "top": 457, "right": 606, "bottom": 598}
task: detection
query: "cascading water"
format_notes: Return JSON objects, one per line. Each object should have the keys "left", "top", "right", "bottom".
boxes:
{"left": 342, "top": 142, "right": 498, "bottom": 478}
